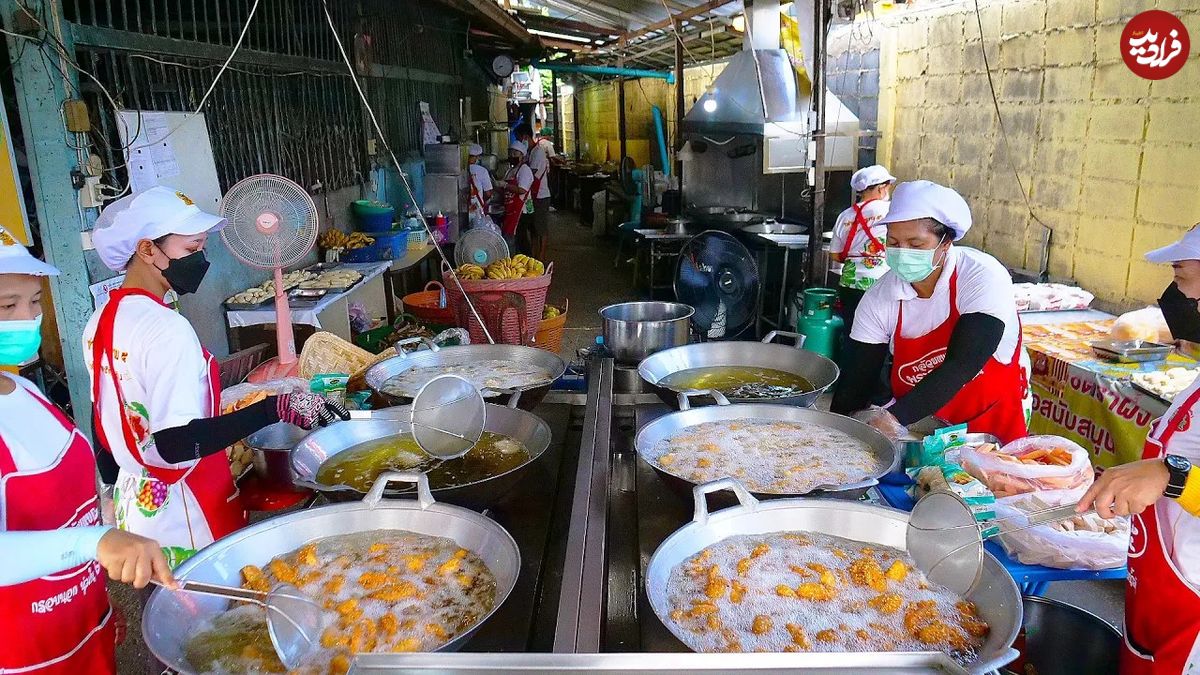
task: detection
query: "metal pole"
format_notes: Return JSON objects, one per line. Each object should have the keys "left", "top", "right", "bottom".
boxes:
{"left": 572, "top": 76, "right": 581, "bottom": 161}
{"left": 1, "top": 0, "right": 94, "bottom": 427}
{"left": 551, "top": 69, "right": 562, "bottom": 155}
{"left": 618, "top": 37, "right": 627, "bottom": 161}
{"left": 806, "top": 0, "right": 828, "bottom": 287}
{"left": 674, "top": 18, "right": 685, "bottom": 187}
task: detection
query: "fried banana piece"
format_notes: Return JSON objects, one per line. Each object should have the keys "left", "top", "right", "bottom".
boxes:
{"left": 795, "top": 582, "right": 838, "bottom": 601}
{"left": 848, "top": 557, "right": 887, "bottom": 592}
{"left": 295, "top": 543, "right": 319, "bottom": 567}
{"left": 884, "top": 560, "right": 908, "bottom": 583}
{"left": 785, "top": 623, "right": 812, "bottom": 649}
{"left": 240, "top": 564, "right": 271, "bottom": 593}
{"left": 751, "top": 615, "right": 773, "bottom": 635}
{"left": 868, "top": 592, "right": 903, "bottom": 614}
{"left": 915, "top": 620, "right": 968, "bottom": 648}
{"left": 268, "top": 558, "right": 300, "bottom": 585}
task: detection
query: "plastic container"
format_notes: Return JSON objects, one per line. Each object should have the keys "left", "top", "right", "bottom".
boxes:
{"left": 796, "top": 288, "right": 844, "bottom": 359}
{"left": 340, "top": 231, "right": 408, "bottom": 262}
{"left": 352, "top": 199, "right": 396, "bottom": 233}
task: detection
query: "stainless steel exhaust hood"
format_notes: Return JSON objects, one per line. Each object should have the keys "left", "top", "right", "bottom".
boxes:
{"left": 682, "top": 0, "right": 808, "bottom": 136}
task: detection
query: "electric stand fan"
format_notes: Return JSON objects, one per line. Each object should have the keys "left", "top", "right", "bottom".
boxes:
{"left": 220, "top": 174, "right": 319, "bottom": 380}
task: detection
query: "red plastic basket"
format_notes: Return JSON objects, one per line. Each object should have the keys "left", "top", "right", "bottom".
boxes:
{"left": 442, "top": 261, "right": 553, "bottom": 345}
{"left": 402, "top": 281, "right": 456, "bottom": 327}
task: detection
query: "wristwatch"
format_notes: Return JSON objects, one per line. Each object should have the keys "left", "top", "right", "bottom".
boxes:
{"left": 1164, "top": 454, "right": 1192, "bottom": 499}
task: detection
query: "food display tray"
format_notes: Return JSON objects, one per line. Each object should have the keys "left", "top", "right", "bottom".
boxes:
{"left": 1090, "top": 339, "right": 1173, "bottom": 363}
{"left": 223, "top": 296, "right": 275, "bottom": 311}
{"left": 1130, "top": 380, "right": 1174, "bottom": 405}
{"left": 305, "top": 261, "right": 343, "bottom": 273}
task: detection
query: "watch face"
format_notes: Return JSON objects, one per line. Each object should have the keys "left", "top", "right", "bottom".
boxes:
{"left": 1167, "top": 454, "right": 1191, "bottom": 472}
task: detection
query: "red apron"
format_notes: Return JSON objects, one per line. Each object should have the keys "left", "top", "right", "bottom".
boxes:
{"left": 1122, "top": 384, "right": 1200, "bottom": 674}
{"left": 889, "top": 267, "right": 1029, "bottom": 444}
{"left": 839, "top": 198, "right": 885, "bottom": 259}
{"left": 91, "top": 288, "right": 245, "bottom": 545}
{"left": 0, "top": 381, "right": 114, "bottom": 674}
{"left": 501, "top": 167, "right": 531, "bottom": 237}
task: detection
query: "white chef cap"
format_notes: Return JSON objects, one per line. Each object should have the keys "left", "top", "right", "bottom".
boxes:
{"left": 850, "top": 165, "right": 896, "bottom": 192}
{"left": 92, "top": 186, "right": 226, "bottom": 271}
{"left": 879, "top": 180, "right": 972, "bottom": 241}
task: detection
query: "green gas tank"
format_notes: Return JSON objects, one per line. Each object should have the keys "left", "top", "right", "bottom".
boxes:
{"left": 796, "top": 288, "right": 844, "bottom": 359}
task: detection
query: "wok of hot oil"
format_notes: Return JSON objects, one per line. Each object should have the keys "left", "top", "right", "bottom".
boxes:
{"left": 316, "top": 432, "right": 531, "bottom": 492}
{"left": 659, "top": 366, "right": 814, "bottom": 400}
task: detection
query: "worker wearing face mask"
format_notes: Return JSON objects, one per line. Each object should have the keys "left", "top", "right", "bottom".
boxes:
{"left": 84, "top": 187, "right": 347, "bottom": 568}
{"left": 0, "top": 226, "right": 177, "bottom": 675}
{"left": 830, "top": 180, "right": 1029, "bottom": 444}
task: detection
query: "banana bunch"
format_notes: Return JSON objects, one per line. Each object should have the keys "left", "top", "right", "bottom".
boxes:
{"left": 456, "top": 263, "right": 485, "bottom": 280}
{"left": 485, "top": 258, "right": 522, "bottom": 280}
{"left": 319, "top": 230, "right": 375, "bottom": 250}
{"left": 543, "top": 305, "right": 562, "bottom": 320}
{"left": 511, "top": 254, "right": 546, "bottom": 277}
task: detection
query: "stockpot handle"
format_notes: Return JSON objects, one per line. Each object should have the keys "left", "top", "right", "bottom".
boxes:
{"left": 692, "top": 478, "right": 759, "bottom": 525}
{"left": 677, "top": 389, "right": 731, "bottom": 410}
{"left": 395, "top": 336, "right": 440, "bottom": 353}
{"left": 364, "top": 471, "right": 436, "bottom": 509}
{"left": 762, "top": 330, "right": 806, "bottom": 349}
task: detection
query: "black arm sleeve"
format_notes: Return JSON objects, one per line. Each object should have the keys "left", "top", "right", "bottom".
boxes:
{"left": 888, "top": 313, "right": 1005, "bottom": 425}
{"left": 152, "top": 398, "right": 279, "bottom": 465}
{"left": 831, "top": 340, "right": 890, "bottom": 415}
{"left": 91, "top": 415, "right": 120, "bottom": 485}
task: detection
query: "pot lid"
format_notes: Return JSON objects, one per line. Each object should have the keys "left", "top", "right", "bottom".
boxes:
{"left": 675, "top": 231, "right": 760, "bottom": 339}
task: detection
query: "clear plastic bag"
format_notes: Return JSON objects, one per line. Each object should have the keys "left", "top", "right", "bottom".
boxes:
{"left": 959, "top": 435, "right": 1094, "bottom": 497}
{"left": 1110, "top": 306, "right": 1172, "bottom": 343}
{"left": 469, "top": 210, "right": 501, "bottom": 235}
{"left": 994, "top": 489, "right": 1129, "bottom": 570}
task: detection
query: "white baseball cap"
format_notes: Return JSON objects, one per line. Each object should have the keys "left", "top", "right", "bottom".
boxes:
{"left": 0, "top": 225, "right": 58, "bottom": 276}
{"left": 1146, "top": 225, "right": 1200, "bottom": 263}
{"left": 879, "top": 180, "right": 973, "bottom": 241}
{"left": 509, "top": 140, "right": 528, "bottom": 156}
{"left": 92, "top": 186, "right": 226, "bottom": 271}
{"left": 468, "top": 144, "right": 483, "bottom": 156}
{"left": 850, "top": 164, "right": 896, "bottom": 192}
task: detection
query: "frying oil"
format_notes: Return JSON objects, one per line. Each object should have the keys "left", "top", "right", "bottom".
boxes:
{"left": 316, "top": 432, "right": 530, "bottom": 492}
{"left": 658, "top": 366, "right": 814, "bottom": 399}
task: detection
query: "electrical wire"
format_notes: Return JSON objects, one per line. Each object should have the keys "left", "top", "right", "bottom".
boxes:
{"left": 319, "top": 0, "right": 493, "bottom": 344}
{"left": 972, "top": 0, "right": 1048, "bottom": 234}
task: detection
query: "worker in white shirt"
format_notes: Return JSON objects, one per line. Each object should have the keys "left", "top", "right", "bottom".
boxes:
{"left": 829, "top": 164, "right": 895, "bottom": 332}
{"left": 467, "top": 144, "right": 493, "bottom": 222}
{"left": 830, "top": 180, "right": 1029, "bottom": 444}
{"left": 514, "top": 123, "right": 554, "bottom": 260}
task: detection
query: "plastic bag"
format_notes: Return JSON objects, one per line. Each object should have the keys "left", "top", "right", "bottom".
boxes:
{"left": 959, "top": 435, "right": 1094, "bottom": 498}
{"left": 220, "top": 377, "right": 310, "bottom": 412}
{"left": 994, "top": 489, "right": 1129, "bottom": 570}
{"left": 469, "top": 210, "right": 501, "bottom": 235}
{"left": 1111, "top": 306, "right": 1172, "bottom": 343}
{"left": 852, "top": 406, "right": 907, "bottom": 441}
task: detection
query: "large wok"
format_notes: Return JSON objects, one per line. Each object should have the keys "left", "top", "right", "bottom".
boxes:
{"left": 143, "top": 472, "right": 521, "bottom": 673}
{"left": 364, "top": 338, "right": 566, "bottom": 411}
{"left": 638, "top": 330, "right": 839, "bottom": 408}
{"left": 646, "top": 480, "right": 1021, "bottom": 674}
{"left": 635, "top": 391, "right": 898, "bottom": 500}
{"left": 291, "top": 399, "right": 553, "bottom": 508}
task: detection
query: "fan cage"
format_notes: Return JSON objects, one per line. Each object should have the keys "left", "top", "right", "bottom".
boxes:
{"left": 220, "top": 174, "right": 319, "bottom": 269}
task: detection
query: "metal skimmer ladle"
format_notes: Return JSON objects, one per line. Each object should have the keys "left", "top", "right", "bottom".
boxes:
{"left": 906, "top": 491, "right": 1096, "bottom": 595}
{"left": 410, "top": 374, "right": 485, "bottom": 459}
{"left": 155, "top": 580, "right": 329, "bottom": 669}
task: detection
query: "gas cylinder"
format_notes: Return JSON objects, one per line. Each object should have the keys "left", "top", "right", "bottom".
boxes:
{"left": 796, "top": 288, "right": 844, "bottom": 359}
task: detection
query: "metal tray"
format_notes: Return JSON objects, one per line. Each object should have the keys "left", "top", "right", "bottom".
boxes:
{"left": 1090, "top": 339, "right": 1173, "bottom": 363}
{"left": 305, "top": 261, "right": 342, "bottom": 273}
{"left": 222, "top": 296, "right": 274, "bottom": 311}
{"left": 287, "top": 287, "right": 328, "bottom": 306}
{"left": 1130, "top": 379, "right": 1173, "bottom": 405}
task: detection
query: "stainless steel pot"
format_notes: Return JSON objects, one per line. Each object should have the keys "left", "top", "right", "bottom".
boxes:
{"left": 741, "top": 219, "right": 805, "bottom": 235}
{"left": 638, "top": 330, "right": 839, "bottom": 408}
{"left": 645, "top": 480, "right": 1021, "bottom": 674}
{"left": 635, "top": 391, "right": 899, "bottom": 499}
{"left": 244, "top": 422, "right": 310, "bottom": 490}
{"left": 363, "top": 339, "right": 566, "bottom": 411}
{"left": 291, "top": 399, "right": 552, "bottom": 508}
{"left": 142, "top": 472, "right": 521, "bottom": 673}
{"left": 599, "top": 301, "right": 694, "bottom": 365}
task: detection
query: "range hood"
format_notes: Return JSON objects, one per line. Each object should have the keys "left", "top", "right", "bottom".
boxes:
{"left": 682, "top": 0, "right": 807, "bottom": 136}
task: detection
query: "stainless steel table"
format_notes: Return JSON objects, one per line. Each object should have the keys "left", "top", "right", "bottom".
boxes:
{"left": 752, "top": 232, "right": 811, "bottom": 335}
{"left": 633, "top": 228, "right": 695, "bottom": 299}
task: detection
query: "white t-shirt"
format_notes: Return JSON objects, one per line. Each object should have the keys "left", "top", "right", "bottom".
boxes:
{"left": 0, "top": 374, "right": 72, "bottom": 472}
{"left": 468, "top": 164, "right": 493, "bottom": 196}
{"left": 830, "top": 200, "right": 890, "bottom": 290}
{"left": 1147, "top": 374, "right": 1200, "bottom": 588}
{"left": 851, "top": 246, "right": 1021, "bottom": 364}
{"left": 82, "top": 295, "right": 211, "bottom": 471}
{"left": 527, "top": 139, "right": 554, "bottom": 199}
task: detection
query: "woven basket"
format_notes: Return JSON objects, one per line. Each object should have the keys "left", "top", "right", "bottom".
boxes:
{"left": 533, "top": 299, "right": 568, "bottom": 353}
{"left": 299, "top": 331, "right": 377, "bottom": 379}
{"left": 347, "top": 347, "right": 398, "bottom": 392}
{"left": 442, "top": 261, "right": 553, "bottom": 344}
{"left": 402, "top": 281, "right": 456, "bottom": 328}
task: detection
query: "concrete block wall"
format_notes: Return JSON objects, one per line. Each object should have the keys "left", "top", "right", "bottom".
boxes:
{"left": 877, "top": 0, "right": 1200, "bottom": 307}
{"left": 572, "top": 62, "right": 728, "bottom": 165}
{"left": 827, "top": 21, "right": 883, "bottom": 166}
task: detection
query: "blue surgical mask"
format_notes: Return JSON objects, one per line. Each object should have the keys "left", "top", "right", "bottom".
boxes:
{"left": 886, "top": 241, "right": 946, "bottom": 283}
{"left": 0, "top": 314, "right": 43, "bottom": 365}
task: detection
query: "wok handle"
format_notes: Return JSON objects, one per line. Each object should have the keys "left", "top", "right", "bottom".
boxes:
{"left": 395, "top": 336, "right": 440, "bottom": 353}
{"left": 364, "top": 471, "right": 436, "bottom": 509}
{"left": 677, "top": 389, "right": 731, "bottom": 410}
{"left": 762, "top": 330, "right": 806, "bottom": 349}
{"left": 692, "top": 478, "right": 759, "bottom": 525}
{"left": 483, "top": 387, "right": 523, "bottom": 408}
